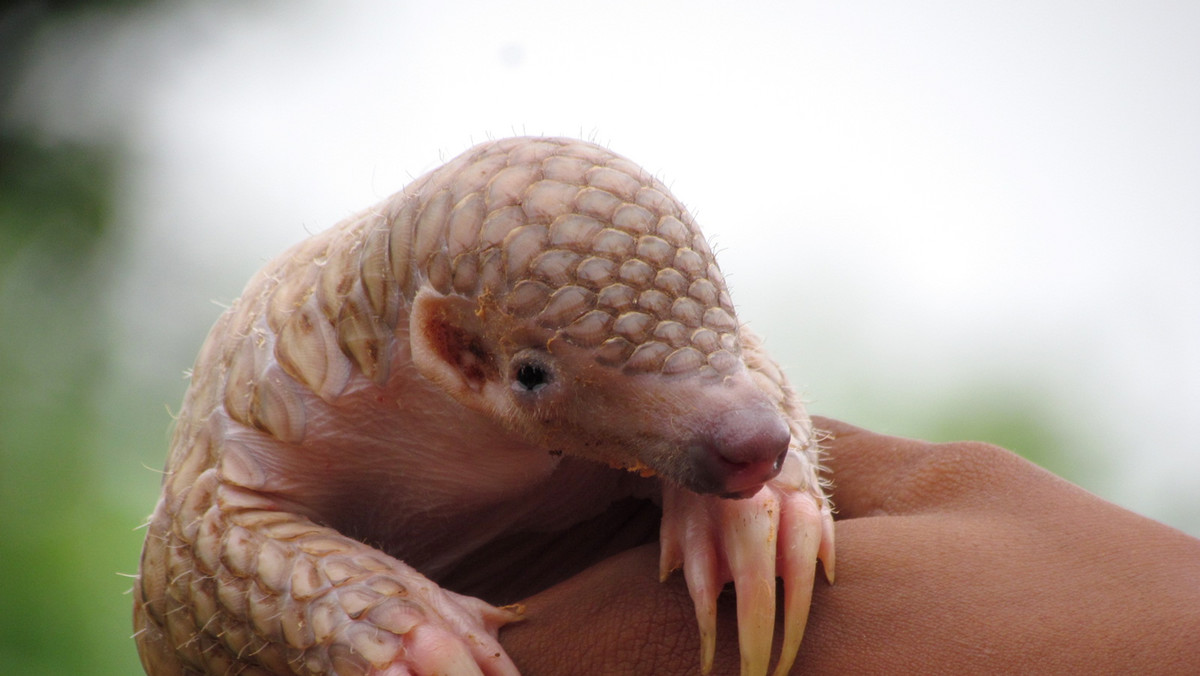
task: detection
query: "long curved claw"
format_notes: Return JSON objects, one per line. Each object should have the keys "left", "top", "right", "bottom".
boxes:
{"left": 682, "top": 539, "right": 720, "bottom": 674}
{"left": 818, "top": 501, "right": 836, "bottom": 585}
{"left": 664, "top": 487, "right": 722, "bottom": 673}
{"left": 771, "top": 492, "right": 824, "bottom": 676}
{"left": 660, "top": 455, "right": 835, "bottom": 676}
{"left": 724, "top": 492, "right": 780, "bottom": 676}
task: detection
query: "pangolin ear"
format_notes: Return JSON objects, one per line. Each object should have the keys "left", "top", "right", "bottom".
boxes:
{"left": 408, "top": 288, "right": 503, "bottom": 412}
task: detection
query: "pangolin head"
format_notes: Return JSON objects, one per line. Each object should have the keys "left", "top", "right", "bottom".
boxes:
{"left": 402, "top": 137, "right": 791, "bottom": 497}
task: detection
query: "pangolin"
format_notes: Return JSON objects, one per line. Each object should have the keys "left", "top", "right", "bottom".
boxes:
{"left": 133, "top": 136, "right": 835, "bottom": 676}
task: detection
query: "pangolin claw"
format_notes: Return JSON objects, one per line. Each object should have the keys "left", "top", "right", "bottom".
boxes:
{"left": 688, "top": 541, "right": 721, "bottom": 673}
{"left": 660, "top": 508, "right": 721, "bottom": 673}
{"left": 661, "top": 468, "right": 834, "bottom": 676}
{"left": 727, "top": 489, "right": 778, "bottom": 676}
{"left": 771, "top": 491, "right": 827, "bottom": 676}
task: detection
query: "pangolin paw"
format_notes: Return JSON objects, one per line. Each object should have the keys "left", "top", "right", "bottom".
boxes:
{"left": 659, "top": 450, "right": 835, "bottom": 676}
{"left": 355, "top": 584, "right": 523, "bottom": 676}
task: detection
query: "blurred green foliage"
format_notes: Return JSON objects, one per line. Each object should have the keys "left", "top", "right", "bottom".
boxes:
{"left": 0, "top": 133, "right": 114, "bottom": 263}
{"left": 0, "top": 133, "right": 149, "bottom": 674}
{"left": 1, "top": 4, "right": 159, "bottom": 675}
{"left": 836, "top": 381, "right": 1085, "bottom": 483}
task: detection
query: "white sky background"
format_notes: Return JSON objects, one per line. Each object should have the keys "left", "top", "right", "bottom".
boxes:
{"left": 12, "top": 0, "right": 1200, "bottom": 533}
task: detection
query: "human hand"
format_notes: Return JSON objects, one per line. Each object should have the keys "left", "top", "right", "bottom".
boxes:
{"left": 500, "top": 417, "right": 1200, "bottom": 674}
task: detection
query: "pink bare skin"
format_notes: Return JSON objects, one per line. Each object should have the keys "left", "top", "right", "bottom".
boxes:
{"left": 500, "top": 417, "right": 1200, "bottom": 674}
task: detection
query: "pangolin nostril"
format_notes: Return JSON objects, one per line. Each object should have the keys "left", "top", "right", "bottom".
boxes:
{"left": 712, "top": 407, "right": 791, "bottom": 467}
{"left": 685, "top": 407, "right": 791, "bottom": 496}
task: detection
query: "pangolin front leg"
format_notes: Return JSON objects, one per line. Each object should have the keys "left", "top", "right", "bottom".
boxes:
{"left": 135, "top": 472, "right": 521, "bottom": 675}
{"left": 133, "top": 136, "right": 835, "bottom": 675}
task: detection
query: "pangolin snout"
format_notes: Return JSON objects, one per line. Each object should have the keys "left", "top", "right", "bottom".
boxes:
{"left": 688, "top": 407, "right": 791, "bottom": 497}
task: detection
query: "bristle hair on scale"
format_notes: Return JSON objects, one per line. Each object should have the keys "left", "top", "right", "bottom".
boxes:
{"left": 377, "top": 137, "right": 751, "bottom": 380}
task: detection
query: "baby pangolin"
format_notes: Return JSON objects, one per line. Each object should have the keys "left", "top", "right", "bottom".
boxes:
{"left": 133, "top": 136, "right": 835, "bottom": 676}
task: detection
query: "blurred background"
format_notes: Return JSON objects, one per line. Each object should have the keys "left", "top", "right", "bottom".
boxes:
{"left": 1, "top": 1, "right": 1197, "bottom": 673}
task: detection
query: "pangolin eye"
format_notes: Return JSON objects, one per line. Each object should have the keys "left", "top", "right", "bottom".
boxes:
{"left": 513, "top": 360, "right": 552, "bottom": 393}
